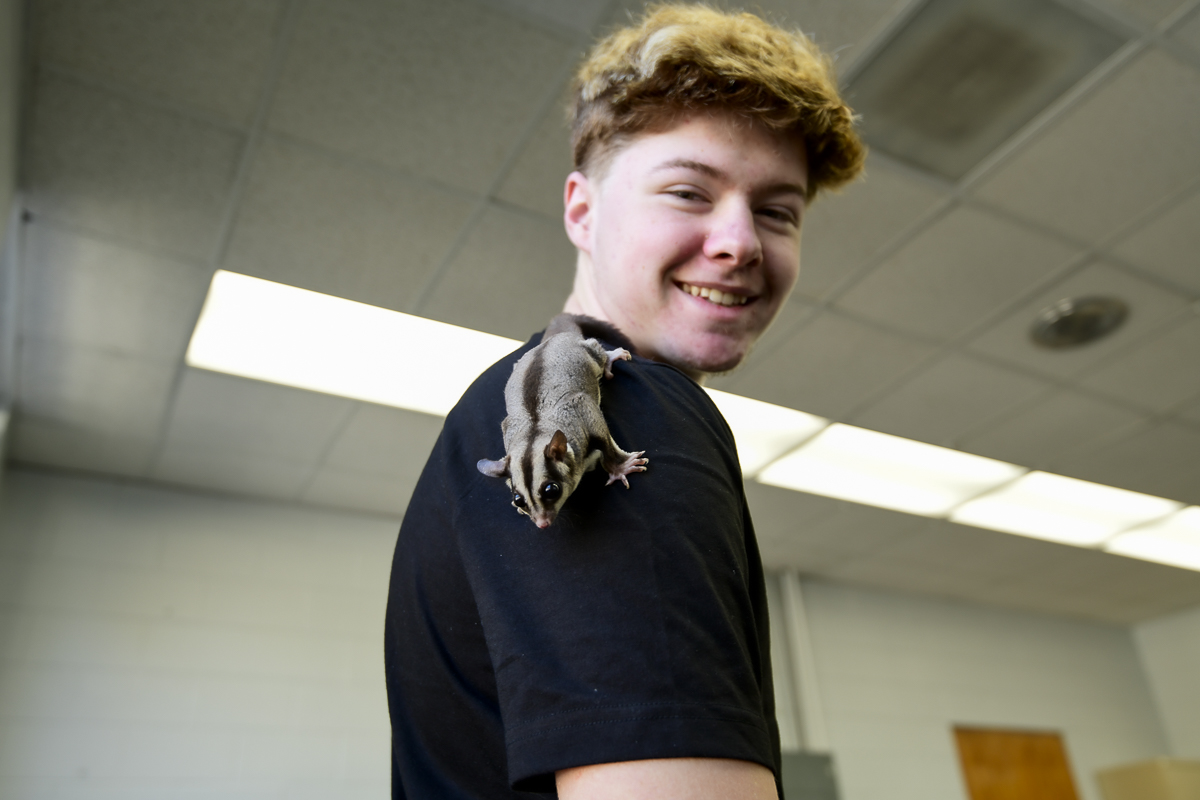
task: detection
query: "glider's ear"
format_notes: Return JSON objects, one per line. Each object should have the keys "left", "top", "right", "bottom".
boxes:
{"left": 476, "top": 456, "right": 510, "bottom": 478}
{"left": 545, "top": 430, "right": 569, "bottom": 462}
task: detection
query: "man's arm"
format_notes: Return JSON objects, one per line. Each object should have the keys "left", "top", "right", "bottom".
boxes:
{"left": 557, "top": 757, "right": 778, "bottom": 800}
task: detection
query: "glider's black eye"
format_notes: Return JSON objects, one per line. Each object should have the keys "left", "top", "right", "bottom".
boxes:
{"left": 541, "top": 483, "right": 561, "bottom": 501}
{"left": 512, "top": 493, "right": 526, "bottom": 509}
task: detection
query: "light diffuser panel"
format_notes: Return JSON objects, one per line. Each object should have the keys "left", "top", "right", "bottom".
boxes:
{"left": 1106, "top": 507, "right": 1200, "bottom": 570}
{"left": 705, "top": 389, "right": 828, "bottom": 477}
{"left": 756, "top": 423, "right": 1026, "bottom": 516}
{"left": 951, "top": 471, "right": 1184, "bottom": 546}
{"left": 185, "top": 271, "right": 1196, "bottom": 573}
{"left": 187, "top": 271, "right": 522, "bottom": 416}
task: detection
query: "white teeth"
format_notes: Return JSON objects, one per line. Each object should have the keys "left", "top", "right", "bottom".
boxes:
{"left": 680, "top": 282, "right": 748, "bottom": 307}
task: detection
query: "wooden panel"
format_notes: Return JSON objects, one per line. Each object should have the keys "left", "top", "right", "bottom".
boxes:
{"left": 1096, "top": 758, "right": 1200, "bottom": 800}
{"left": 955, "top": 726, "right": 1081, "bottom": 800}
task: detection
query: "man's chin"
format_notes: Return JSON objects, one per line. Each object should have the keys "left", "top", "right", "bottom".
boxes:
{"left": 665, "top": 345, "right": 750, "bottom": 379}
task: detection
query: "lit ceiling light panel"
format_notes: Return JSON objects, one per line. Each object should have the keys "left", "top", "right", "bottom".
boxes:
{"left": 1105, "top": 507, "right": 1200, "bottom": 571}
{"left": 705, "top": 390, "right": 828, "bottom": 477}
{"left": 951, "top": 471, "right": 1184, "bottom": 546}
{"left": 187, "top": 271, "right": 522, "bottom": 416}
{"left": 187, "top": 272, "right": 1196, "bottom": 571}
{"left": 756, "top": 423, "right": 1026, "bottom": 516}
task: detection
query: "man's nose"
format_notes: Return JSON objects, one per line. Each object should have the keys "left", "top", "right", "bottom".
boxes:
{"left": 702, "top": 202, "right": 763, "bottom": 268}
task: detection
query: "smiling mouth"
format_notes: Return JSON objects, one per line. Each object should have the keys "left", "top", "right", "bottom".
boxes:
{"left": 677, "top": 282, "right": 751, "bottom": 307}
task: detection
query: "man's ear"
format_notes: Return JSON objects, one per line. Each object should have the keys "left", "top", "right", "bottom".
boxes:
{"left": 563, "top": 170, "right": 593, "bottom": 252}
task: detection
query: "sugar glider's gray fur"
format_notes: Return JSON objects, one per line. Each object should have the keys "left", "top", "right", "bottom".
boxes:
{"left": 477, "top": 313, "right": 648, "bottom": 529}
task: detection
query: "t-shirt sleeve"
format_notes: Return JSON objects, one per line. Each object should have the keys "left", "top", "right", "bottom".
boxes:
{"left": 448, "top": 357, "right": 776, "bottom": 793}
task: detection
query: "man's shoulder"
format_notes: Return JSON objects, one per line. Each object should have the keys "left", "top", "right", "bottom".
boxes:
{"left": 606, "top": 358, "right": 731, "bottom": 442}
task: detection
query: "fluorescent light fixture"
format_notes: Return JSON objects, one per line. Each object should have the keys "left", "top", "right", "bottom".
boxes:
{"left": 951, "top": 471, "right": 1184, "bottom": 547}
{"left": 756, "top": 423, "right": 1026, "bottom": 516}
{"left": 1105, "top": 507, "right": 1200, "bottom": 570}
{"left": 187, "top": 272, "right": 1194, "bottom": 565}
{"left": 187, "top": 271, "right": 522, "bottom": 416}
{"left": 705, "top": 389, "right": 828, "bottom": 477}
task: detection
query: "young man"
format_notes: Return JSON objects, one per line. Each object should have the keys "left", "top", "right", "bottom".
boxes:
{"left": 384, "top": 5, "right": 864, "bottom": 798}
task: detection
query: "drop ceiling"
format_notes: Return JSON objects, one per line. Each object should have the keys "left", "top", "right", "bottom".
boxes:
{"left": 6, "top": 0, "right": 1200, "bottom": 624}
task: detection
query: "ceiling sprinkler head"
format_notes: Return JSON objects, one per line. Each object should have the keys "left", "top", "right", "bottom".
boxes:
{"left": 1030, "top": 295, "right": 1129, "bottom": 349}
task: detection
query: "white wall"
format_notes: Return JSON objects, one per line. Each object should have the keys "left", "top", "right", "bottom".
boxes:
{"left": 1, "top": 466, "right": 1183, "bottom": 800}
{"left": 0, "top": 0, "right": 20, "bottom": 416}
{"left": 0, "top": 468, "right": 399, "bottom": 799}
{"left": 0, "top": 0, "right": 19, "bottom": 225}
{"left": 1135, "top": 604, "right": 1200, "bottom": 760}
{"left": 796, "top": 579, "right": 1170, "bottom": 800}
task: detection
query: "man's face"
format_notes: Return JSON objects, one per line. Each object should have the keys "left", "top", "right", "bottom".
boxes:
{"left": 563, "top": 111, "right": 808, "bottom": 378}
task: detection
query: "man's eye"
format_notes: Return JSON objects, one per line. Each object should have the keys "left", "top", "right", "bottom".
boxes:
{"left": 758, "top": 207, "right": 798, "bottom": 225}
{"left": 512, "top": 493, "right": 526, "bottom": 508}
{"left": 670, "top": 190, "right": 703, "bottom": 201}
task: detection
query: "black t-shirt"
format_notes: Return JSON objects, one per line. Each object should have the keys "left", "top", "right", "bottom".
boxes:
{"left": 384, "top": 332, "right": 780, "bottom": 798}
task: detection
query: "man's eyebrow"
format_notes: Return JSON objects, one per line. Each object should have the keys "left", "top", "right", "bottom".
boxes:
{"left": 652, "top": 158, "right": 725, "bottom": 179}
{"left": 651, "top": 158, "right": 808, "bottom": 201}
{"left": 761, "top": 181, "right": 808, "bottom": 202}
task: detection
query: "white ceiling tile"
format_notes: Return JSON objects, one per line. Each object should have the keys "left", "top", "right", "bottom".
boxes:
{"left": 885, "top": 519, "right": 1080, "bottom": 579}
{"left": 744, "top": 480, "right": 840, "bottom": 536}
{"left": 1090, "top": 0, "right": 1190, "bottom": 27}
{"left": 1053, "top": 420, "right": 1200, "bottom": 504}
{"left": 1111, "top": 186, "right": 1200, "bottom": 294}
{"left": 1092, "top": 553, "right": 1200, "bottom": 604}
{"left": 1027, "top": 546, "right": 1154, "bottom": 593}
{"left": 17, "top": 339, "right": 176, "bottom": 439}
{"left": 152, "top": 444, "right": 314, "bottom": 502}
{"left": 159, "top": 369, "right": 354, "bottom": 463}
{"left": 797, "top": 155, "right": 947, "bottom": 301}
{"left": 494, "top": 86, "right": 573, "bottom": 220}
{"left": 851, "top": 353, "right": 1051, "bottom": 446}
{"left": 966, "top": 259, "right": 1193, "bottom": 381}
{"left": 34, "top": 0, "right": 284, "bottom": 126}
{"left": 20, "top": 222, "right": 210, "bottom": 361}
{"left": 481, "top": 0, "right": 610, "bottom": 35}
{"left": 771, "top": 0, "right": 916, "bottom": 72}
{"left": 958, "top": 389, "right": 1144, "bottom": 468}
{"left": 223, "top": 135, "right": 473, "bottom": 312}
{"left": 1179, "top": 398, "right": 1200, "bottom": 426}
{"left": 1173, "top": 8, "right": 1200, "bottom": 50}
{"left": 610, "top": 0, "right": 908, "bottom": 75}
{"left": 268, "top": 0, "right": 575, "bottom": 195}
{"left": 837, "top": 204, "right": 1081, "bottom": 341}
{"left": 321, "top": 404, "right": 444, "bottom": 480}
{"left": 816, "top": 508, "right": 1200, "bottom": 624}
{"left": 25, "top": 73, "right": 244, "bottom": 261}
{"left": 302, "top": 467, "right": 415, "bottom": 518}
{"left": 718, "top": 310, "right": 939, "bottom": 419}
{"left": 973, "top": 50, "right": 1200, "bottom": 245}
{"left": 416, "top": 203, "right": 576, "bottom": 340}
{"left": 798, "top": 500, "right": 928, "bottom": 554}
{"left": 1080, "top": 315, "right": 1200, "bottom": 413}
{"left": 751, "top": 487, "right": 928, "bottom": 571}
{"left": 822, "top": 549, "right": 1009, "bottom": 602}
{"left": 9, "top": 414, "right": 157, "bottom": 477}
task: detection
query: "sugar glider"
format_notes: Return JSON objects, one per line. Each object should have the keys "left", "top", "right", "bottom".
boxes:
{"left": 477, "top": 313, "right": 649, "bottom": 529}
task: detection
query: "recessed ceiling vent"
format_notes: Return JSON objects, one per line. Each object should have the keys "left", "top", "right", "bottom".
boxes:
{"left": 1030, "top": 295, "right": 1129, "bottom": 349}
{"left": 845, "top": 0, "right": 1126, "bottom": 180}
